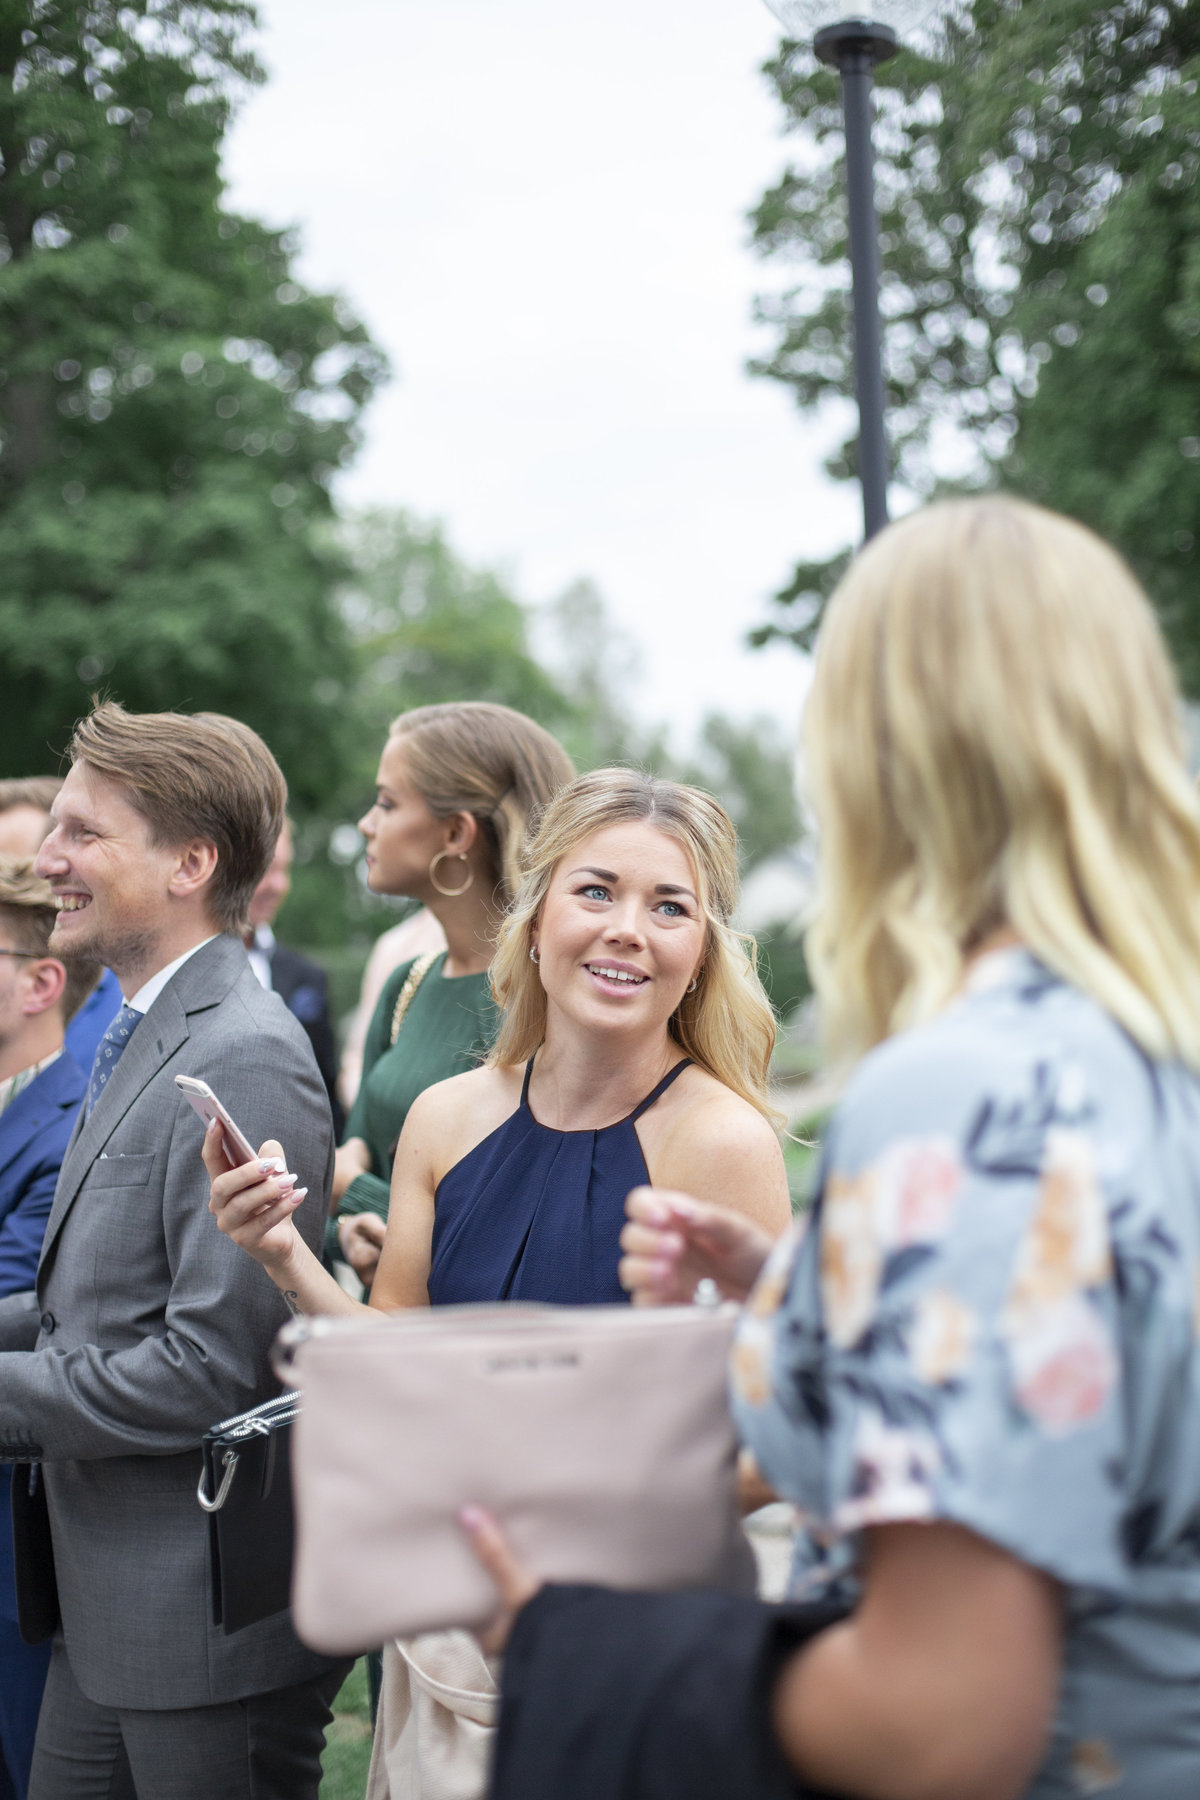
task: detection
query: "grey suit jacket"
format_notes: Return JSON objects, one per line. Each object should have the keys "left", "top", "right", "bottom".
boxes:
{"left": 0, "top": 934, "right": 338, "bottom": 1709}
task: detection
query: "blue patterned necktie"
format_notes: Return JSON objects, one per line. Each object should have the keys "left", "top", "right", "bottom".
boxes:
{"left": 86, "top": 1003, "right": 142, "bottom": 1117}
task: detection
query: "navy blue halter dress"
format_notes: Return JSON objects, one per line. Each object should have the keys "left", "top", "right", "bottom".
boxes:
{"left": 427, "top": 1058, "right": 693, "bottom": 1306}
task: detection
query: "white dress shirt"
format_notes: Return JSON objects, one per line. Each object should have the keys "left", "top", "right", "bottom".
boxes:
{"left": 127, "top": 937, "right": 220, "bottom": 1016}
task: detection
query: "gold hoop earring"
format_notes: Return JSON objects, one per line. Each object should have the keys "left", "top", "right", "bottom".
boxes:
{"left": 429, "top": 851, "right": 474, "bottom": 897}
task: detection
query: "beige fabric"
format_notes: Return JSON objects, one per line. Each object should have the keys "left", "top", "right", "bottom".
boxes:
{"left": 366, "top": 1632, "right": 499, "bottom": 1800}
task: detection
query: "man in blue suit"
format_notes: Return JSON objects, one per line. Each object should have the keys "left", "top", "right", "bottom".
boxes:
{"left": 0, "top": 860, "right": 96, "bottom": 1800}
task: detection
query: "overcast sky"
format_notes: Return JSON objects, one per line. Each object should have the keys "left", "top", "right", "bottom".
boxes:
{"left": 222, "top": 0, "right": 855, "bottom": 754}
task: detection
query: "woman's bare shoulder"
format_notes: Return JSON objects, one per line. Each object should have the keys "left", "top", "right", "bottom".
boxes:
{"left": 403, "top": 1062, "right": 526, "bottom": 1179}
{"left": 669, "top": 1064, "right": 779, "bottom": 1150}
{"left": 647, "top": 1065, "right": 789, "bottom": 1227}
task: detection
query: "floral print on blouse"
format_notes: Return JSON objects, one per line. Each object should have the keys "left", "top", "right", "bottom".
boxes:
{"left": 732, "top": 949, "right": 1200, "bottom": 1798}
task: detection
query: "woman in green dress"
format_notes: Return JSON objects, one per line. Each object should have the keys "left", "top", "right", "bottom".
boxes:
{"left": 331, "top": 702, "right": 574, "bottom": 1285}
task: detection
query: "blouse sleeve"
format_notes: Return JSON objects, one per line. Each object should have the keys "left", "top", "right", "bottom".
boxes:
{"left": 739, "top": 1028, "right": 1131, "bottom": 1605}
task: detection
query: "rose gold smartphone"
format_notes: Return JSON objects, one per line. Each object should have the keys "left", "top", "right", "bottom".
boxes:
{"left": 174, "top": 1075, "right": 259, "bottom": 1169}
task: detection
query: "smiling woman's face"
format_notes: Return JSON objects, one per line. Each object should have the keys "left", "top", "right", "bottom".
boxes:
{"left": 533, "top": 819, "right": 707, "bottom": 1040}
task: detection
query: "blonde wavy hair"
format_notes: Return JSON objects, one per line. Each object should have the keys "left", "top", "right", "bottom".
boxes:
{"left": 489, "top": 768, "right": 782, "bottom": 1125}
{"left": 803, "top": 494, "right": 1200, "bottom": 1067}
{"left": 390, "top": 703, "right": 575, "bottom": 906}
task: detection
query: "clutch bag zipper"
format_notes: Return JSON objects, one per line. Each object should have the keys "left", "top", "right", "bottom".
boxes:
{"left": 197, "top": 1393, "right": 300, "bottom": 1513}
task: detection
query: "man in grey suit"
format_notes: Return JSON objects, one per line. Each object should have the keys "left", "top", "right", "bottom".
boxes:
{"left": 0, "top": 702, "right": 346, "bottom": 1798}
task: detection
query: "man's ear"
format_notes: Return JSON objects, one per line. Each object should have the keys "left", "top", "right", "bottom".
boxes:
{"left": 168, "top": 839, "right": 220, "bottom": 902}
{"left": 22, "top": 957, "right": 66, "bottom": 1020}
{"left": 443, "top": 812, "right": 479, "bottom": 857}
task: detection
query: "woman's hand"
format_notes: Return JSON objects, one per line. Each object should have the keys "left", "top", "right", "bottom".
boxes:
{"left": 202, "top": 1124, "right": 308, "bottom": 1276}
{"left": 337, "top": 1212, "right": 387, "bottom": 1283}
{"left": 619, "top": 1187, "right": 776, "bottom": 1306}
{"left": 331, "top": 1137, "right": 371, "bottom": 1207}
{"left": 459, "top": 1504, "right": 543, "bottom": 1657}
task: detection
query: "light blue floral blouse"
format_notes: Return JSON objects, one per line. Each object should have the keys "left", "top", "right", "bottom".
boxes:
{"left": 732, "top": 949, "right": 1200, "bottom": 1798}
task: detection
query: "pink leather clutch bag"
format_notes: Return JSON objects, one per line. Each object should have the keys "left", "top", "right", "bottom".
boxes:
{"left": 278, "top": 1302, "right": 752, "bottom": 1654}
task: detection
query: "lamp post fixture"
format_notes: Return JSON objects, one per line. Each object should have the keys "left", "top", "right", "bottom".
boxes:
{"left": 762, "top": 2, "right": 946, "bottom": 541}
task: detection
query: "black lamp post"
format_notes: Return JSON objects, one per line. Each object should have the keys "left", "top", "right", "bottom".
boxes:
{"left": 762, "top": 3, "right": 946, "bottom": 541}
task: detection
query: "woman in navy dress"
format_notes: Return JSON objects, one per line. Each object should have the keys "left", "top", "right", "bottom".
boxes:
{"left": 206, "top": 766, "right": 791, "bottom": 1306}
{"left": 205, "top": 768, "right": 793, "bottom": 1796}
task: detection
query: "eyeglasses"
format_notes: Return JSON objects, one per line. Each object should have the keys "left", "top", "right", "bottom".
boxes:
{"left": 0, "top": 949, "right": 41, "bottom": 960}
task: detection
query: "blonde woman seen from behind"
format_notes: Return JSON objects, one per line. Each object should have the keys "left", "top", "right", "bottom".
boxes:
{"left": 471, "top": 497, "right": 1200, "bottom": 1800}
{"left": 802, "top": 493, "right": 1200, "bottom": 1067}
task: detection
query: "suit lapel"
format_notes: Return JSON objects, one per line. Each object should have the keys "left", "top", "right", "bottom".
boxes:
{"left": 41, "top": 937, "right": 244, "bottom": 1262}
{"left": 43, "top": 988, "right": 191, "bottom": 1260}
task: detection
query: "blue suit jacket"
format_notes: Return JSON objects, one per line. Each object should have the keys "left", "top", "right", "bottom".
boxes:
{"left": 0, "top": 1049, "right": 86, "bottom": 1623}
{"left": 0, "top": 1050, "right": 86, "bottom": 1302}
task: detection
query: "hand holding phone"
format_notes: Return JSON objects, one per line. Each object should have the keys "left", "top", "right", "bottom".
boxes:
{"left": 174, "top": 1076, "right": 260, "bottom": 1170}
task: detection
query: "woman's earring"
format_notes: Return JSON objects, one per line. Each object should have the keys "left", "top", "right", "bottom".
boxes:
{"left": 686, "top": 975, "right": 698, "bottom": 993}
{"left": 529, "top": 944, "right": 540, "bottom": 964}
{"left": 429, "top": 850, "right": 474, "bottom": 897}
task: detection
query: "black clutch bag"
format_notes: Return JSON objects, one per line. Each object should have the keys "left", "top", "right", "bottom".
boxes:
{"left": 11, "top": 1462, "right": 60, "bottom": 1646}
{"left": 198, "top": 1390, "right": 299, "bottom": 1635}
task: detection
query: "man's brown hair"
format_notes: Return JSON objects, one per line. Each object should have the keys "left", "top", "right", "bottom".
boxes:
{"left": 68, "top": 703, "right": 287, "bottom": 935}
{"left": 0, "top": 776, "right": 62, "bottom": 825}
{"left": 0, "top": 857, "right": 101, "bottom": 1021}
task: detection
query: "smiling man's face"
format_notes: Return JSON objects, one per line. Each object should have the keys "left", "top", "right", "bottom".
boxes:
{"left": 34, "top": 762, "right": 184, "bottom": 987}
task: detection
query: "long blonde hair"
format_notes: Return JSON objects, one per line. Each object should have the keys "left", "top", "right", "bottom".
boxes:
{"left": 803, "top": 495, "right": 1200, "bottom": 1066}
{"left": 390, "top": 703, "right": 575, "bottom": 906}
{"left": 489, "top": 768, "right": 782, "bottom": 1124}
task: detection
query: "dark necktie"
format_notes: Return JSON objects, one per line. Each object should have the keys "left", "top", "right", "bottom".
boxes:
{"left": 86, "top": 1003, "right": 142, "bottom": 1117}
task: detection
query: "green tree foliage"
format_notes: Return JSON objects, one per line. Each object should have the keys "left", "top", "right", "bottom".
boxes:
{"left": 340, "top": 508, "right": 572, "bottom": 796}
{"left": 534, "top": 578, "right": 673, "bottom": 775}
{"left": 750, "top": 0, "right": 1200, "bottom": 682}
{"left": 0, "top": 0, "right": 386, "bottom": 795}
{"left": 681, "top": 712, "right": 801, "bottom": 874}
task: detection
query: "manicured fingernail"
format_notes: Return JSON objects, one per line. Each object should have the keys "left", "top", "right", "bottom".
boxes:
{"left": 288, "top": 1188, "right": 307, "bottom": 1204}
{"left": 206, "top": 1117, "right": 220, "bottom": 1133}
{"left": 258, "top": 1160, "right": 277, "bottom": 1175}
